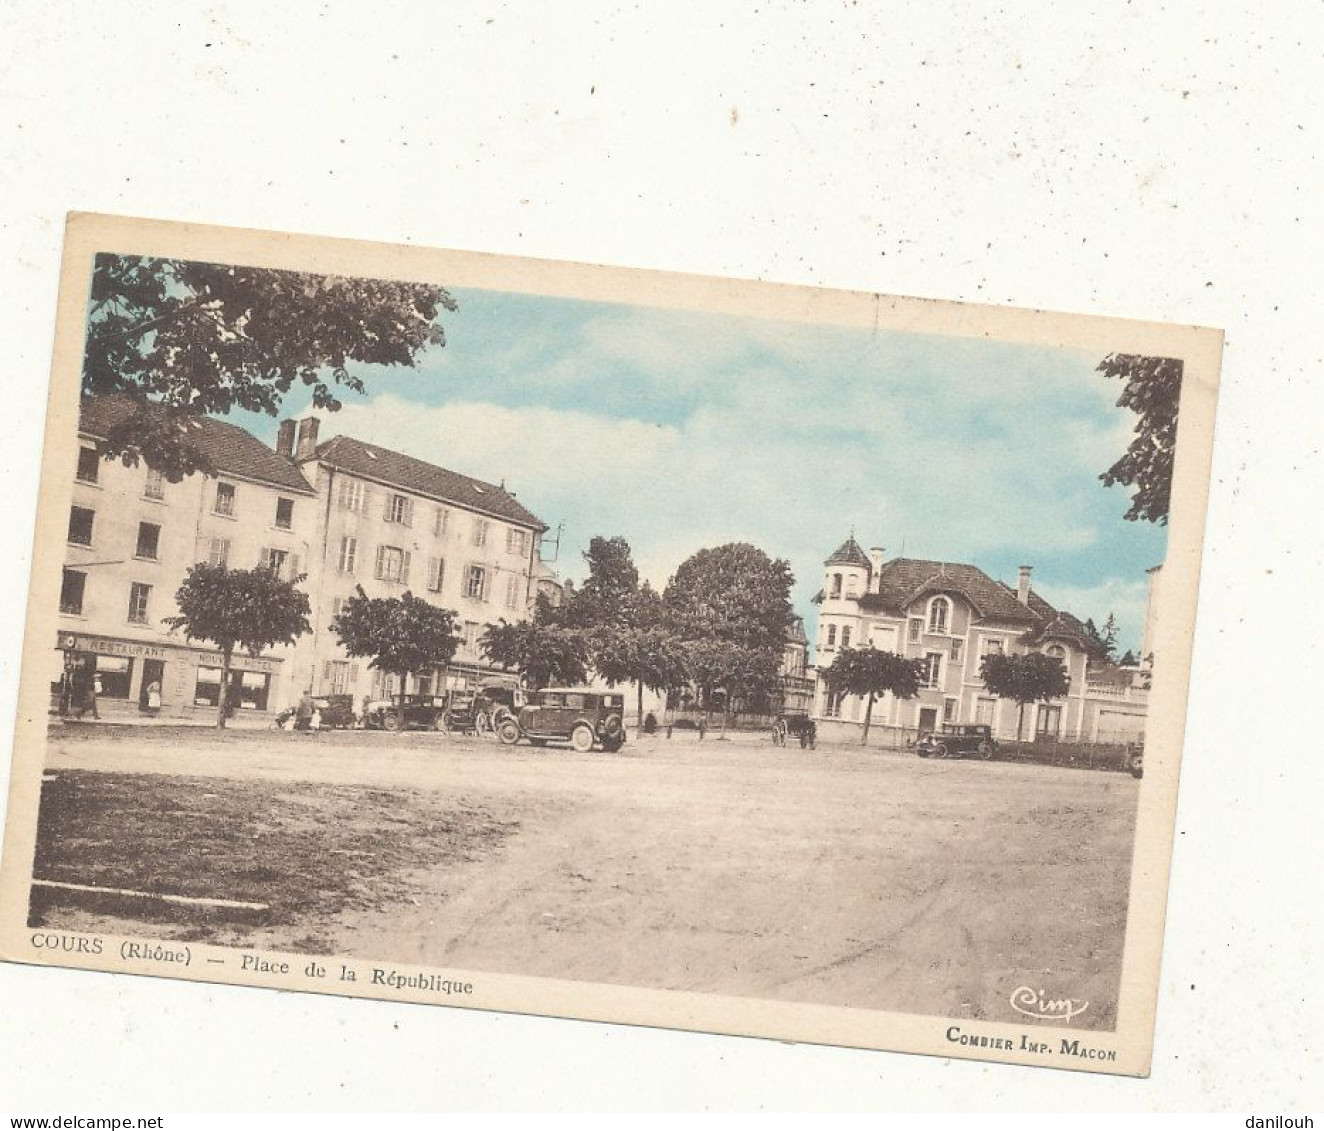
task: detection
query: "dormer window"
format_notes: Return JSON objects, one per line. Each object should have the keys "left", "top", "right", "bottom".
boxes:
{"left": 1046, "top": 644, "right": 1067, "bottom": 662}
{"left": 928, "top": 596, "right": 950, "bottom": 634}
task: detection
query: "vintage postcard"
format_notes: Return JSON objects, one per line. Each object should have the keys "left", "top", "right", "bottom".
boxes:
{"left": 0, "top": 213, "right": 1221, "bottom": 1074}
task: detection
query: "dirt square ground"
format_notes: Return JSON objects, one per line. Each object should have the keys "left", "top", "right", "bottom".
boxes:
{"left": 27, "top": 722, "right": 1139, "bottom": 1030}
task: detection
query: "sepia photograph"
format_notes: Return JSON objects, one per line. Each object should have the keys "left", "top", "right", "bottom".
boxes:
{"left": 0, "top": 213, "right": 1221, "bottom": 1075}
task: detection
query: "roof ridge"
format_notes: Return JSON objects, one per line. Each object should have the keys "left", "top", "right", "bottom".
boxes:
{"left": 330, "top": 434, "right": 509, "bottom": 495}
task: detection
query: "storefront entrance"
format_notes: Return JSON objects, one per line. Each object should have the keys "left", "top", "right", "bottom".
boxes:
{"left": 138, "top": 658, "right": 165, "bottom": 714}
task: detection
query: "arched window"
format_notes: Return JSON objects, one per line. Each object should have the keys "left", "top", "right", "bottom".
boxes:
{"left": 928, "top": 596, "right": 950, "bottom": 634}
{"left": 1046, "top": 644, "right": 1066, "bottom": 660}
{"left": 830, "top": 573, "right": 843, "bottom": 599}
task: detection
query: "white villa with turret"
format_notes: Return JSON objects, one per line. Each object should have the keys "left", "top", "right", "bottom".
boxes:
{"left": 811, "top": 536, "right": 1151, "bottom": 744}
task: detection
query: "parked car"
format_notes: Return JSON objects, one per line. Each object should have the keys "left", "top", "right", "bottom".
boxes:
{"left": 1127, "top": 744, "right": 1144, "bottom": 779}
{"left": 273, "top": 693, "right": 357, "bottom": 731}
{"left": 915, "top": 723, "right": 998, "bottom": 760}
{"left": 497, "top": 688, "right": 627, "bottom": 752}
{"left": 363, "top": 694, "right": 447, "bottom": 731}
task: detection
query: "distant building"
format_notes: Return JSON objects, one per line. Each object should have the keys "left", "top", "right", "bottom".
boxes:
{"left": 778, "top": 616, "right": 815, "bottom": 716}
{"left": 812, "top": 535, "right": 1149, "bottom": 742}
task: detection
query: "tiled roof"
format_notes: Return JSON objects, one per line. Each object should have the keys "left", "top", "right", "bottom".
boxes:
{"left": 825, "top": 535, "right": 873, "bottom": 570}
{"left": 312, "top": 434, "right": 546, "bottom": 531}
{"left": 859, "top": 558, "right": 1037, "bottom": 623}
{"left": 1018, "top": 590, "right": 1095, "bottom": 648}
{"left": 79, "top": 395, "right": 315, "bottom": 494}
{"left": 853, "top": 555, "right": 1098, "bottom": 647}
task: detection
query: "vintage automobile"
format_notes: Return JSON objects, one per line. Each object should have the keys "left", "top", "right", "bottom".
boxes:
{"left": 363, "top": 693, "right": 447, "bottom": 731}
{"left": 1127, "top": 744, "right": 1144, "bottom": 779}
{"left": 273, "top": 693, "right": 357, "bottom": 731}
{"left": 915, "top": 723, "right": 998, "bottom": 760}
{"left": 438, "top": 685, "right": 521, "bottom": 736}
{"left": 497, "top": 688, "right": 626, "bottom": 752}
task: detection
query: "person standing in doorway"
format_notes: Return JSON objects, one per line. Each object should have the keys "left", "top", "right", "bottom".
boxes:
{"left": 88, "top": 664, "right": 102, "bottom": 720}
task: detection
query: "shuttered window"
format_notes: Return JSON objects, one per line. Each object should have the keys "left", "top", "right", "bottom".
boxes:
{"left": 427, "top": 557, "right": 445, "bottom": 593}
{"left": 375, "top": 545, "right": 409, "bottom": 584}
{"left": 338, "top": 536, "right": 357, "bottom": 574}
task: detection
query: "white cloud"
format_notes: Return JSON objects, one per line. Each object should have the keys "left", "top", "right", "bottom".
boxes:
{"left": 1032, "top": 575, "right": 1153, "bottom": 655}
{"left": 316, "top": 392, "right": 1143, "bottom": 626}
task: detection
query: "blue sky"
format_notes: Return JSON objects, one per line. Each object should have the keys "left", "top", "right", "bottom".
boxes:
{"left": 235, "top": 286, "right": 1167, "bottom": 656}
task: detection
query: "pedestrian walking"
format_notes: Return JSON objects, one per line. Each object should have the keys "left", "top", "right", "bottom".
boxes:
{"left": 295, "top": 689, "right": 315, "bottom": 732}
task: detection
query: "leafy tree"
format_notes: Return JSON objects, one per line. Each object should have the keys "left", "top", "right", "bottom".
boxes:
{"left": 561, "top": 535, "right": 642, "bottom": 628}
{"left": 480, "top": 616, "right": 589, "bottom": 690}
{"left": 663, "top": 542, "right": 795, "bottom": 724}
{"left": 1099, "top": 353, "right": 1183, "bottom": 524}
{"left": 979, "top": 652, "right": 1071, "bottom": 745}
{"left": 593, "top": 625, "right": 692, "bottom": 735}
{"left": 83, "top": 254, "right": 456, "bottom": 480}
{"left": 1082, "top": 614, "right": 1119, "bottom": 663}
{"left": 822, "top": 647, "right": 925, "bottom": 744}
{"left": 163, "top": 563, "right": 311, "bottom": 728}
{"left": 331, "top": 586, "right": 459, "bottom": 727}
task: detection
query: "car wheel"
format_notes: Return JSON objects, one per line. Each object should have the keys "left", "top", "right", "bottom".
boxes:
{"left": 570, "top": 724, "right": 595, "bottom": 754}
{"left": 382, "top": 712, "right": 401, "bottom": 732}
{"left": 1129, "top": 754, "right": 1144, "bottom": 779}
{"left": 497, "top": 719, "right": 521, "bottom": 746}
{"left": 933, "top": 742, "right": 948, "bottom": 759}
{"left": 977, "top": 741, "right": 994, "bottom": 759}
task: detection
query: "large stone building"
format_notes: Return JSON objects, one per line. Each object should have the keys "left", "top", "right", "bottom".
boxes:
{"left": 54, "top": 398, "right": 548, "bottom": 723}
{"left": 57, "top": 397, "right": 320, "bottom": 722}
{"left": 287, "top": 417, "right": 548, "bottom": 703}
{"left": 811, "top": 535, "right": 1149, "bottom": 743}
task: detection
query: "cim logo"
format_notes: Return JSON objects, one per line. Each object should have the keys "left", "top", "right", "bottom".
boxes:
{"left": 1009, "top": 985, "right": 1090, "bottom": 1023}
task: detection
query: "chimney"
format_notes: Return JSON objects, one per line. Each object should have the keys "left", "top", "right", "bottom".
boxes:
{"left": 869, "top": 547, "right": 886, "bottom": 592}
{"left": 295, "top": 416, "right": 320, "bottom": 461}
{"left": 275, "top": 419, "right": 297, "bottom": 458}
{"left": 1017, "top": 565, "right": 1033, "bottom": 606}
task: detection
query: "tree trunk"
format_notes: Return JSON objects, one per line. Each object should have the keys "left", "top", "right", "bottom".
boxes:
{"left": 1017, "top": 701, "right": 1026, "bottom": 749}
{"left": 217, "top": 647, "right": 232, "bottom": 729}
{"left": 636, "top": 680, "right": 645, "bottom": 736}
{"left": 861, "top": 692, "right": 874, "bottom": 745}
{"left": 397, "top": 671, "right": 409, "bottom": 732}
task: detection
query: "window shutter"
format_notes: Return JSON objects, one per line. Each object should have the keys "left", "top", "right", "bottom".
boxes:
{"left": 289, "top": 554, "right": 301, "bottom": 581}
{"left": 482, "top": 569, "right": 491, "bottom": 602}
{"left": 259, "top": 547, "right": 271, "bottom": 570}
{"left": 374, "top": 545, "right": 386, "bottom": 580}
{"left": 401, "top": 551, "right": 411, "bottom": 586}
{"left": 349, "top": 664, "right": 358, "bottom": 687}
{"left": 404, "top": 498, "right": 413, "bottom": 527}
